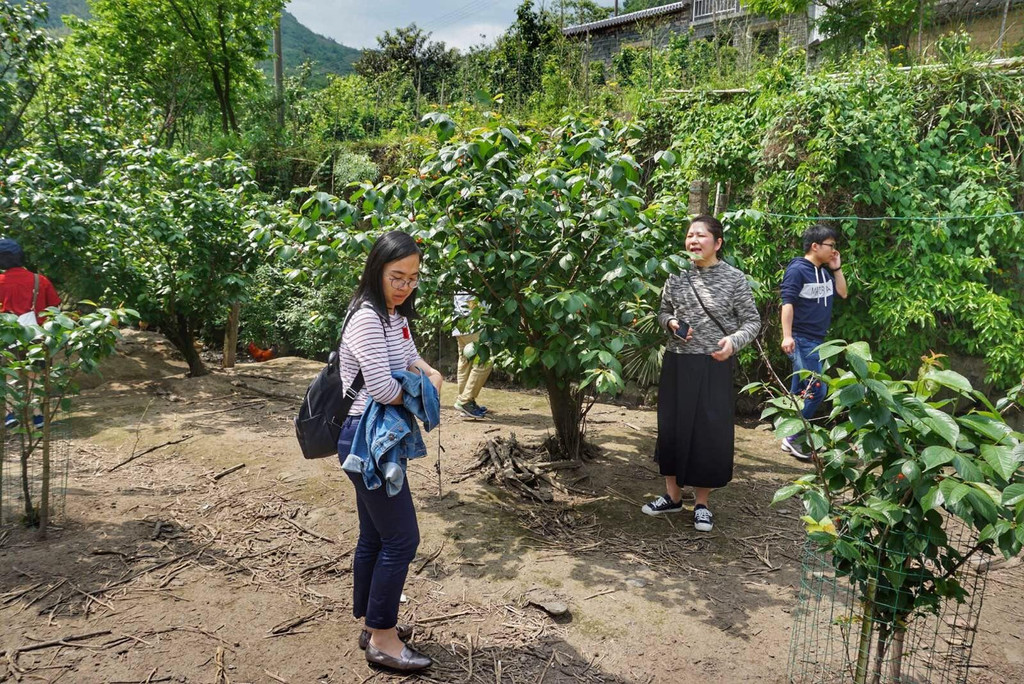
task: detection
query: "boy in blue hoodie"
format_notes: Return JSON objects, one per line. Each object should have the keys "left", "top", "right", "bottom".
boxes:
{"left": 779, "top": 225, "right": 848, "bottom": 461}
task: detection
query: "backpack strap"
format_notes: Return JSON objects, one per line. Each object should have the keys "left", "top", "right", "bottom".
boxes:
{"left": 30, "top": 273, "right": 39, "bottom": 313}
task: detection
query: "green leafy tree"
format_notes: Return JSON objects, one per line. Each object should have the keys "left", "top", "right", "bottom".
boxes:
{"left": 1, "top": 307, "right": 133, "bottom": 537}
{"left": 743, "top": 0, "right": 925, "bottom": 51}
{"left": 552, "top": 0, "right": 614, "bottom": 23}
{"left": 0, "top": 0, "right": 55, "bottom": 154}
{"left": 88, "top": 0, "right": 284, "bottom": 138}
{"left": 764, "top": 342, "right": 1024, "bottom": 682}
{"left": 81, "top": 148, "right": 266, "bottom": 376}
{"left": 621, "top": 0, "right": 673, "bottom": 11}
{"left": 490, "top": 1, "right": 559, "bottom": 107}
{"left": 264, "top": 115, "right": 679, "bottom": 458}
{"left": 354, "top": 24, "right": 459, "bottom": 111}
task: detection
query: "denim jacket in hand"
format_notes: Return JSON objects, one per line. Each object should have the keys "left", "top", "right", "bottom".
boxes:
{"left": 341, "top": 368, "right": 440, "bottom": 496}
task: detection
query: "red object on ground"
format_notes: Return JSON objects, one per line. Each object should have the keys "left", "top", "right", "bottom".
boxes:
{"left": 246, "top": 342, "right": 275, "bottom": 362}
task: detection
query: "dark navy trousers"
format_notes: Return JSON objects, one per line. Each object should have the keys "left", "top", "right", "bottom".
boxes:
{"left": 339, "top": 417, "right": 419, "bottom": 630}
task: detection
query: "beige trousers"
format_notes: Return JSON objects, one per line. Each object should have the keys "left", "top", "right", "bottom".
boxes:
{"left": 455, "top": 333, "right": 493, "bottom": 404}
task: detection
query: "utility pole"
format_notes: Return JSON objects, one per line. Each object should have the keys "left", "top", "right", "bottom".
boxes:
{"left": 615, "top": 1, "right": 619, "bottom": 16}
{"left": 273, "top": 15, "right": 284, "bottom": 129}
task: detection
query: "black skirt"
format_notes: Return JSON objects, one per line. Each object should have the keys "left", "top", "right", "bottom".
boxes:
{"left": 654, "top": 351, "right": 735, "bottom": 488}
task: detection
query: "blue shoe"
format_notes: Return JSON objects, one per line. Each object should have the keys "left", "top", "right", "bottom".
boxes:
{"left": 32, "top": 415, "right": 44, "bottom": 429}
{"left": 454, "top": 400, "right": 486, "bottom": 419}
{"left": 4, "top": 413, "right": 16, "bottom": 429}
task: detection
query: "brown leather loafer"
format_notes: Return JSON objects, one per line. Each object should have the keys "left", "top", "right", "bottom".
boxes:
{"left": 358, "top": 624, "right": 414, "bottom": 650}
{"left": 365, "top": 642, "right": 432, "bottom": 672}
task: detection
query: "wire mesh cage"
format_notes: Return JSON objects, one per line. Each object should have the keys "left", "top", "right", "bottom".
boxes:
{"left": 1, "top": 409, "right": 72, "bottom": 528}
{"left": 788, "top": 520, "right": 990, "bottom": 684}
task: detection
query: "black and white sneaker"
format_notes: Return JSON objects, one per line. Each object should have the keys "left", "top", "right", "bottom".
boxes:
{"left": 693, "top": 505, "right": 714, "bottom": 532}
{"left": 781, "top": 436, "right": 812, "bottom": 462}
{"left": 641, "top": 495, "right": 683, "bottom": 516}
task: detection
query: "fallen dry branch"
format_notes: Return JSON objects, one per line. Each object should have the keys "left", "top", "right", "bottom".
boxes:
{"left": 281, "top": 517, "right": 336, "bottom": 544}
{"left": 213, "top": 463, "right": 246, "bottom": 481}
{"left": 268, "top": 609, "right": 326, "bottom": 635}
{"left": 229, "top": 380, "right": 299, "bottom": 403}
{"left": 108, "top": 435, "right": 193, "bottom": 472}
{"left": 298, "top": 550, "right": 353, "bottom": 576}
{"left": 0, "top": 629, "right": 112, "bottom": 659}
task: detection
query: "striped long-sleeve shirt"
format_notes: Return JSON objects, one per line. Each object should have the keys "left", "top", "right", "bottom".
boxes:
{"left": 338, "top": 304, "right": 421, "bottom": 416}
{"left": 658, "top": 261, "right": 761, "bottom": 356}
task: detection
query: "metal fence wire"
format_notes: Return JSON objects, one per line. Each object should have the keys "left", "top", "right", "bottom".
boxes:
{"left": 788, "top": 521, "right": 989, "bottom": 684}
{"left": 1, "top": 410, "right": 72, "bottom": 528}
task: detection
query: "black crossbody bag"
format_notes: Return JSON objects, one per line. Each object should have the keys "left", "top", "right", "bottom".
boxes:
{"left": 684, "top": 272, "right": 739, "bottom": 369}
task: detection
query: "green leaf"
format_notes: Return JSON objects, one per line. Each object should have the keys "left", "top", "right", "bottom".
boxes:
{"left": 921, "top": 446, "right": 957, "bottom": 470}
{"left": 924, "top": 369, "right": 973, "bottom": 394}
{"left": 774, "top": 417, "right": 804, "bottom": 439}
{"left": 772, "top": 484, "right": 803, "bottom": 505}
{"left": 1002, "top": 483, "right": 1024, "bottom": 506}
{"left": 923, "top": 407, "right": 960, "bottom": 447}
{"left": 981, "top": 444, "right": 1022, "bottom": 481}
{"left": 921, "top": 486, "right": 945, "bottom": 510}
{"left": 958, "top": 414, "right": 1013, "bottom": 444}
{"left": 952, "top": 454, "right": 984, "bottom": 483}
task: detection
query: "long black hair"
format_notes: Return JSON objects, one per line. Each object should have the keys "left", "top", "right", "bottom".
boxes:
{"left": 347, "top": 230, "right": 422, "bottom": 331}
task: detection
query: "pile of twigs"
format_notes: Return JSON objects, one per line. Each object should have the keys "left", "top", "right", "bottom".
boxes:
{"left": 459, "top": 434, "right": 582, "bottom": 503}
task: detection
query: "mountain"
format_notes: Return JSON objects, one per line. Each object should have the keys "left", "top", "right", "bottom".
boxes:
{"left": 26, "top": 2, "right": 361, "bottom": 85}
{"left": 276, "top": 10, "right": 362, "bottom": 85}
{"left": 30, "top": 0, "right": 90, "bottom": 28}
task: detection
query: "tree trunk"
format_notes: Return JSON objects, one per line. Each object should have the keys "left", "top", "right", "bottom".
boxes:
{"left": 854, "top": 577, "right": 877, "bottom": 684}
{"left": 17, "top": 368, "right": 37, "bottom": 526}
{"left": 38, "top": 352, "right": 52, "bottom": 540}
{"left": 222, "top": 302, "right": 241, "bottom": 369}
{"left": 689, "top": 180, "right": 710, "bottom": 215}
{"left": 274, "top": 17, "right": 284, "bottom": 129}
{"left": 543, "top": 373, "right": 584, "bottom": 460}
{"left": 889, "top": 622, "right": 907, "bottom": 683}
{"left": 997, "top": 0, "right": 1012, "bottom": 56}
{"left": 166, "top": 314, "right": 208, "bottom": 377}
{"left": 870, "top": 623, "right": 890, "bottom": 684}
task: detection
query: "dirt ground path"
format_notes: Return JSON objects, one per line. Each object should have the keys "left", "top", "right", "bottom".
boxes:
{"left": 1, "top": 331, "right": 1021, "bottom": 683}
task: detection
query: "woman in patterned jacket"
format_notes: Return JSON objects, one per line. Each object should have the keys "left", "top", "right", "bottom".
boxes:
{"left": 641, "top": 215, "right": 761, "bottom": 532}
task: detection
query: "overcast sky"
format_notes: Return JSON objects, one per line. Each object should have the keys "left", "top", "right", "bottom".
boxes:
{"left": 286, "top": 1, "right": 613, "bottom": 52}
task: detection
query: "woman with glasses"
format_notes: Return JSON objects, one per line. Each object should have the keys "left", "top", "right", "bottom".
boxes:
{"left": 336, "top": 230, "right": 442, "bottom": 672}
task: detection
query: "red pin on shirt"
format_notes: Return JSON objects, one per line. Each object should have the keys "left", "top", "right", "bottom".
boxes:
{"left": 402, "top": 326, "right": 410, "bottom": 340}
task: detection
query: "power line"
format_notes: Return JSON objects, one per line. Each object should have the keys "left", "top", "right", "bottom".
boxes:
{"left": 759, "top": 211, "right": 1024, "bottom": 221}
{"left": 423, "top": 0, "right": 497, "bottom": 28}
{"left": 422, "top": 0, "right": 506, "bottom": 32}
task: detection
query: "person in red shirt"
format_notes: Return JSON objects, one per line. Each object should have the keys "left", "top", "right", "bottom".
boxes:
{"left": 0, "top": 238, "right": 60, "bottom": 318}
{"left": 1, "top": 238, "right": 60, "bottom": 429}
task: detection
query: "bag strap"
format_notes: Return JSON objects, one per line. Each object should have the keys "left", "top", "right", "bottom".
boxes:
{"left": 333, "top": 370, "right": 364, "bottom": 426}
{"left": 684, "top": 271, "right": 730, "bottom": 337}
{"left": 30, "top": 273, "right": 39, "bottom": 312}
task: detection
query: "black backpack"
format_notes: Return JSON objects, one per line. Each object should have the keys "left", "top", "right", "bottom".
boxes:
{"left": 294, "top": 351, "right": 364, "bottom": 460}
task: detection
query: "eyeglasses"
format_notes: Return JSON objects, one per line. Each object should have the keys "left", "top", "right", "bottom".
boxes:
{"left": 820, "top": 242, "right": 837, "bottom": 249}
{"left": 387, "top": 275, "right": 420, "bottom": 290}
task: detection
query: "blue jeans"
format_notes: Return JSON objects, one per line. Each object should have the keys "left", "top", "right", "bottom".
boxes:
{"left": 339, "top": 418, "right": 420, "bottom": 630}
{"left": 788, "top": 336, "right": 827, "bottom": 422}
